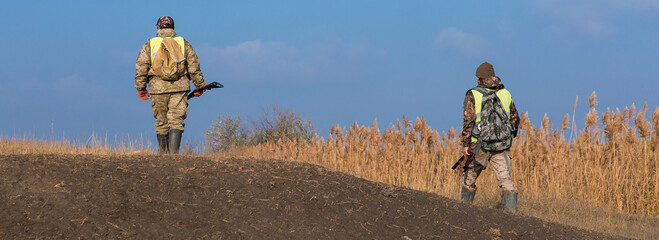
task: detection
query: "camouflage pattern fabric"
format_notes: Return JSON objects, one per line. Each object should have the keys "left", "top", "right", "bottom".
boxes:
{"left": 135, "top": 28, "right": 206, "bottom": 94}
{"left": 471, "top": 87, "right": 513, "bottom": 151}
{"left": 150, "top": 92, "right": 188, "bottom": 135}
{"left": 461, "top": 76, "right": 520, "bottom": 147}
{"left": 461, "top": 142, "right": 516, "bottom": 192}
{"left": 156, "top": 16, "right": 174, "bottom": 29}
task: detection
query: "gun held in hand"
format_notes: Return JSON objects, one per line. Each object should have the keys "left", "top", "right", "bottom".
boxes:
{"left": 188, "top": 82, "right": 224, "bottom": 100}
{"left": 451, "top": 144, "right": 480, "bottom": 172}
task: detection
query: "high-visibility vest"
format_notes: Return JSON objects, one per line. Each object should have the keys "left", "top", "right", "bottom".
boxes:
{"left": 149, "top": 36, "right": 185, "bottom": 63}
{"left": 470, "top": 88, "right": 512, "bottom": 143}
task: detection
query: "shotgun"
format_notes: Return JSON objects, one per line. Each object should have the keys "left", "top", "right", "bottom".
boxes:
{"left": 451, "top": 144, "right": 480, "bottom": 171}
{"left": 188, "top": 82, "right": 224, "bottom": 100}
{"left": 451, "top": 155, "right": 475, "bottom": 172}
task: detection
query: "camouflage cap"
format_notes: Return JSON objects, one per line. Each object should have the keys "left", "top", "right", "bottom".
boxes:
{"left": 156, "top": 16, "right": 175, "bottom": 29}
{"left": 476, "top": 62, "right": 495, "bottom": 79}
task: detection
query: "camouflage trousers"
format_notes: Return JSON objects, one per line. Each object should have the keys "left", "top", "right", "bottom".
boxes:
{"left": 150, "top": 91, "right": 188, "bottom": 135}
{"left": 462, "top": 148, "right": 516, "bottom": 192}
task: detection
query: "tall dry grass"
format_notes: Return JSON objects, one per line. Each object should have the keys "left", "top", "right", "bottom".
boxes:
{"left": 2, "top": 94, "right": 656, "bottom": 238}
{"left": 0, "top": 133, "right": 152, "bottom": 155}
{"left": 211, "top": 94, "right": 658, "bottom": 238}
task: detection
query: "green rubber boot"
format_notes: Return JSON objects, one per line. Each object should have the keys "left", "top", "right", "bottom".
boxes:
{"left": 169, "top": 129, "right": 183, "bottom": 154}
{"left": 503, "top": 191, "right": 517, "bottom": 213}
{"left": 461, "top": 187, "right": 475, "bottom": 203}
{"left": 157, "top": 134, "right": 169, "bottom": 154}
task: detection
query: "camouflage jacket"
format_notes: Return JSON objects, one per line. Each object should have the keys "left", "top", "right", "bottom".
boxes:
{"left": 461, "top": 76, "right": 520, "bottom": 148}
{"left": 134, "top": 28, "right": 206, "bottom": 94}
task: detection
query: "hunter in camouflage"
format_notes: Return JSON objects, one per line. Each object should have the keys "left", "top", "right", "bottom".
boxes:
{"left": 461, "top": 75, "right": 520, "bottom": 146}
{"left": 135, "top": 16, "right": 206, "bottom": 154}
{"left": 459, "top": 62, "right": 521, "bottom": 213}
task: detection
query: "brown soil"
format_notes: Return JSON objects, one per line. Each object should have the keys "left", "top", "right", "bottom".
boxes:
{"left": 0, "top": 154, "right": 623, "bottom": 239}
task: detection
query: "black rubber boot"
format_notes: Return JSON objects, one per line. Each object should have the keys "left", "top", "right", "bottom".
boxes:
{"left": 461, "top": 187, "right": 476, "bottom": 203}
{"left": 169, "top": 129, "right": 183, "bottom": 154}
{"left": 157, "top": 134, "right": 169, "bottom": 154}
{"left": 503, "top": 191, "right": 518, "bottom": 213}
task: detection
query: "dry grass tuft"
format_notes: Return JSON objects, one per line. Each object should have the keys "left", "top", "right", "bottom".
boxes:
{"left": 561, "top": 113, "right": 569, "bottom": 135}
{"left": 636, "top": 103, "right": 652, "bottom": 138}
{"left": 0, "top": 134, "right": 151, "bottom": 155}
{"left": 588, "top": 91, "right": 598, "bottom": 109}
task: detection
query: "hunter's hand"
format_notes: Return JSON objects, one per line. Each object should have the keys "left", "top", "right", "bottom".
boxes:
{"left": 138, "top": 90, "right": 150, "bottom": 100}
{"left": 463, "top": 147, "right": 470, "bottom": 156}
{"left": 193, "top": 90, "right": 203, "bottom": 97}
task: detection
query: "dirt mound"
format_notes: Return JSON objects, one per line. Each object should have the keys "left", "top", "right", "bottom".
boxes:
{"left": 0, "top": 154, "right": 621, "bottom": 239}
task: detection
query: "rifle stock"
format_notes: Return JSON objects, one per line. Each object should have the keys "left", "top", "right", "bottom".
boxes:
{"left": 451, "top": 154, "right": 474, "bottom": 171}
{"left": 188, "top": 82, "right": 224, "bottom": 99}
{"left": 451, "top": 144, "right": 480, "bottom": 171}
{"left": 451, "top": 144, "right": 481, "bottom": 171}
{"left": 451, "top": 156, "right": 465, "bottom": 170}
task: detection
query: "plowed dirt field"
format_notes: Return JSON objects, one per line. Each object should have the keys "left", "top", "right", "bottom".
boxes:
{"left": 0, "top": 154, "right": 622, "bottom": 239}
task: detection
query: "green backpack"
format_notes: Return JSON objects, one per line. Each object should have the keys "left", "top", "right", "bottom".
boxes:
{"left": 471, "top": 87, "right": 513, "bottom": 151}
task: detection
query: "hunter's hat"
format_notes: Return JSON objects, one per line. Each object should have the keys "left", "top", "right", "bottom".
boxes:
{"left": 156, "top": 16, "right": 175, "bottom": 29}
{"left": 476, "top": 62, "right": 495, "bottom": 79}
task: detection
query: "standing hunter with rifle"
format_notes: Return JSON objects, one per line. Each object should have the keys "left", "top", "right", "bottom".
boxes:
{"left": 135, "top": 16, "right": 221, "bottom": 154}
{"left": 458, "top": 62, "right": 520, "bottom": 213}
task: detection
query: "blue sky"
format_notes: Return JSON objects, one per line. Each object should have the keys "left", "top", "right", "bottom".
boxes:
{"left": 1, "top": 1, "right": 657, "bottom": 147}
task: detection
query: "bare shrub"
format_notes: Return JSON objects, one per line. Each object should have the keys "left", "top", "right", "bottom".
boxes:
{"left": 204, "top": 114, "right": 249, "bottom": 151}
{"left": 204, "top": 105, "right": 317, "bottom": 152}
{"left": 251, "top": 105, "right": 316, "bottom": 145}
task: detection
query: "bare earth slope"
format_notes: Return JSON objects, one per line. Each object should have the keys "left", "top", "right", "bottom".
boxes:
{"left": 0, "top": 154, "right": 621, "bottom": 239}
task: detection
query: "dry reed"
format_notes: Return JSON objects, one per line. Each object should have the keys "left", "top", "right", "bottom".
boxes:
{"left": 2, "top": 95, "right": 656, "bottom": 238}
{"left": 212, "top": 97, "right": 658, "bottom": 218}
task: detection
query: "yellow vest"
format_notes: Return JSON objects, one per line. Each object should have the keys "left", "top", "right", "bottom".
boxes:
{"left": 471, "top": 88, "right": 512, "bottom": 142}
{"left": 149, "top": 36, "right": 185, "bottom": 63}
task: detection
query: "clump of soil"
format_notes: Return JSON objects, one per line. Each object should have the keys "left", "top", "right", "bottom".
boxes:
{"left": 0, "top": 154, "right": 621, "bottom": 239}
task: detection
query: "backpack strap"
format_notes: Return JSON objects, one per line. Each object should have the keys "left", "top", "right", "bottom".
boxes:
{"left": 473, "top": 87, "right": 512, "bottom": 118}
{"left": 471, "top": 86, "right": 495, "bottom": 95}
{"left": 471, "top": 86, "right": 486, "bottom": 94}
{"left": 471, "top": 86, "right": 497, "bottom": 120}
{"left": 149, "top": 36, "right": 186, "bottom": 63}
